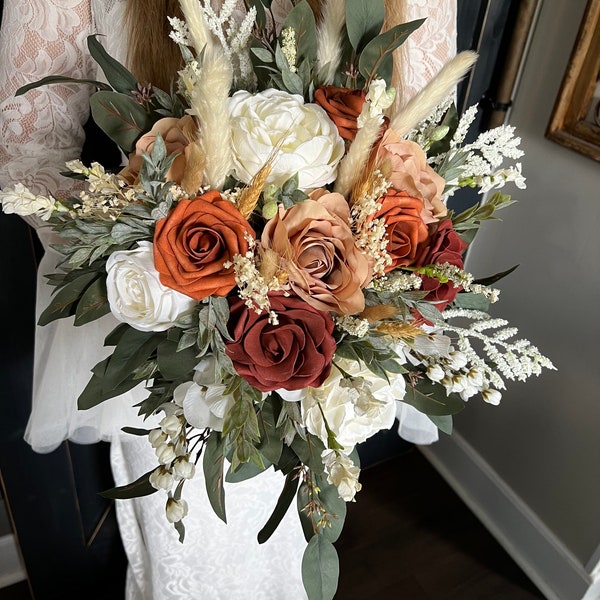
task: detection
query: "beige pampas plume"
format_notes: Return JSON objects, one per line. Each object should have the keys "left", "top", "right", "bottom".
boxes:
{"left": 316, "top": 0, "right": 346, "bottom": 85}
{"left": 189, "top": 48, "right": 233, "bottom": 190}
{"left": 179, "top": 0, "right": 213, "bottom": 54}
{"left": 334, "top": 114, "right": 383, "bottom": 197}
{"left": 388, "top": 51, "right": 478, "bottom": 138}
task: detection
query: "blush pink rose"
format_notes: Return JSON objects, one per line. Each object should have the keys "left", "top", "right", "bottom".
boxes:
{"left": 375, "top": 130, "right": 447, "bottom": 224}
{"left": 120, "top": 115, "right": 195, "bottom": 185}
{"left": 226, "top": 293, "right": 336, "bottom": 392}
{"left": 261, "top": 192, "right": 370, "bottom": 315}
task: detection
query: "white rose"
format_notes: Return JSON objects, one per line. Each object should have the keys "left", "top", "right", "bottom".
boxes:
{"left": 282, "top": 358, "right": 402, "bottom": 451}
{"left": 228, "top": 88, "right": 345, "bottom": 190}
{"left": 106, "top": 241, "right": 196, "bottom": 332}
{"left": 322, "top": 450, "right": 362, "bottom": 502}
{"left": 0, "top": 183, "right": 62, "bottom": 221}
{"left": 174, "top": 355, "right": 235, "bottom": 431}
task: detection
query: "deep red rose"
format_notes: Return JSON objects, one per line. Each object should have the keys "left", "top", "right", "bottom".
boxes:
{"left": 374, "top": 189, "right": 430, "bottom": 272}
{"left": 226, "top": 293, "right": 336, "bottom": 393}
{"left": 314, "top": 86, "right": 366, "bottom": 141}
{"left": 415, "top": 219, "right": 468, "bottom": 311}
{"left": 153, "top": 190, "right": 255, "bottom": 301}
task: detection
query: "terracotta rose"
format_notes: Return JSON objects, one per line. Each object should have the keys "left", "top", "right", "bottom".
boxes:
{"left": 120, "top": 115, "right": 195, "bottom": 185}
{"left": 314, "top": 86, "right": 366, "bottom": 142}
{"left": 376, "top": 130, "right": 447, "bottom": 224}
{"left": 153, "top": 190, "right": 255, "bottom": 301}
{"left": 226, "top": 293, "right": 336, "bottom": 392}
{"left": 374, "top": 189, "right": 429, "bottom": 272}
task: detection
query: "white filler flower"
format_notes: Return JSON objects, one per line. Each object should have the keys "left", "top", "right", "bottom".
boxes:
{"left": 228, "top": 88, "right": 345, "bottom": 190}
{"left": 106, "top": 241, "right": 196, "bottom": 331}
{"left": 0, "top": 183, "right": 62, "bottom": 220}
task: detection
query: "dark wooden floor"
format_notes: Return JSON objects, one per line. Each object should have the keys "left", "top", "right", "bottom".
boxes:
{"left": 1, "top": 448, "right": 544, "bottom": 600}
{"left": 336, "top": 448, "right": 544, "bottom": 599}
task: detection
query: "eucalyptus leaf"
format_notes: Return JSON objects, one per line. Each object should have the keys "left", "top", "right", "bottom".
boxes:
{"left": 473, "top": 264, "right": 519, "bottom": 286}
{"left": 87, "top": 35, "right": 139, "bottom": 95}
{"left": 225, "top": 460, "right": 269, "bottom": 483}
{"left": 90, "top": 90, "right": 153, "bottom": 153}
{"left": 16, "top": 75, "right": 112, "bottom": 97}
{"left": 428, "top": 414, "right": 453, "bottom": 435}
{"left": 358, "top": 19, "right": 425, "bottom": 85}
{"left": 345, "top": 0, "right": 385, "bottom": 53}
{"left": 403, "top": 381, "right": 465, "bottom": 416}
{"left": 100, "top": 469, "right": 157, "bottom": 499}
{"left": 452, "top": 292, "right": 490, "bottom": 312}
{"left": 251, "top": 47, "right": 274, "bottom": 63}
{"left": 257, "top": 470, "right": 299, "bottom": 544}
{"left": 38, "top": 271, "right": 98, "bottom": 326}
{"left": 74, "top": 276, "right": 110, "bottom": 326}
{"left": 301, "top": 534, "right": 339, "bottom": 600}
{"left": 156, "top": 340, "right": 199, "bottom": 381}
{"left": 121, "top": 427, "right": 153, "bottom": 436}
{"left": 203, "top": 432, "right": 227, "bottom": 523}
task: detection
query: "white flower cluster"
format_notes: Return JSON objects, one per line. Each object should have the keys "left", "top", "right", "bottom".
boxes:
{"left": 357, "top": 79, "right": 395, "bottom": 128}
{"left": 0, "top": 183, "right": 64, "bottom": 221}
{"left": 322, "top": 450, "right": 362, "bottom": 502}
{"left": 281, "top": 27, "right": 298, "bottom": 73}
{"left": 371, "top": 271, "right": 423, "bottom": 293}
{"left": 351, "top": 170, "right": 392, "bottom": 277}
{"left": 168, "top": 16, "right": 192, "bottom": 46}
{"left": 407, "top": 95, "right": 454, "bottom": 149}
{"left": 335, "top": 315, "right": 370, "bottom": 338}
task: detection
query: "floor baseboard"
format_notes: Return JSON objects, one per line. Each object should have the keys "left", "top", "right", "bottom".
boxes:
{"left": 0, "top": 535, "right": 25, "bottom": 589}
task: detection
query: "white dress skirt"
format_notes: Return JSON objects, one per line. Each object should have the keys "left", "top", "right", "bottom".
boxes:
{"left": 0, "top": 0, "right": 456, "bottom": 597}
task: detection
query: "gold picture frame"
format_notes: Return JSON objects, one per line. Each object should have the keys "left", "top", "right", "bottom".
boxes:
{"left": 546, "top": 0, "right": 600, "bottom": 162}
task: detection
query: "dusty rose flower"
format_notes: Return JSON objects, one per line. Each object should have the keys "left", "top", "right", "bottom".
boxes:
{"left": 120, "top": 115, "right": 195, "bottom": 184}
{"left": 153, "top": 190, "right": 255, "bottom": 301}
{"left": 375, "top": 130, "right": 447, "bottom": 224}
{"left": 226, "top": 293, "right": 336, "bottom": 392}
{"left": 374, "top": 189, "right": 429, "bottom": 272}
{"left": 261, "top": 192, "right": 370, "bottom": 315}
{"left": 314, "top": 86, "right": 366, "bottom": 142}
{"left": 415, "top": 219, "right": 468, "bottom": 311}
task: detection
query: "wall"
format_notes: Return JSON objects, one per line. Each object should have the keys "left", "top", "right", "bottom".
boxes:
{"left": 423, "top": 0, "right": 600, "bottom": 598}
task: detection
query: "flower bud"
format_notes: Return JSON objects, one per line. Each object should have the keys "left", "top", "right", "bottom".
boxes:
{"left": 262, "top": 201, "right": 278, "bottom": 220}
{"left": 173, "top": 456, "right": 196, "bottom": 480}
{"left": 160, "top": 415, "right": 183, "bottom": 438}
{"left": 148, "top": 429, "right": 168, "bottom": 448}
{"left": 166, "top": 497, "right": 189, "bottom": 523}
{"left": 173, "top": 436, "right": 188, "bottom": 457}
{"left": 426, "top": 364, "right": 445, "bottom": 383}
{"left": 447, "top": 351, "right": 468, "bottom": 370}
{"left": 156, "top": 443, "right": 177, "bottom": 465}
{"left": 466, "top": 368, "right": 484, "bottom": 388}
{"left": 482, "top": 388, "right": 502, "bottom": 405}
{"left": 149, "top": 466, "right": 174, "bottom": 491}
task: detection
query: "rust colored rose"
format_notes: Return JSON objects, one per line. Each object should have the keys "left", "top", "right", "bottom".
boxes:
{"left": 226, "top": 293, "right": 336, "bottom": 392}
{"left": 120, "top": 115, "right": 195, "bottom": 185}
{"left": 415, "top": 219, "right": 468, "bottom": 311}
{"left": 261, "top": 192, "right": 370, "bottom": 315}
{"left": 375, "top": 189, "right": 430, "bottom": 272}
{"left": 153, "top": 190, "right": 255, "bottom": 301}
{"left": 375, "top": 130, "right": 447, "bottom": 224}
{"left": 314, "top": 86, "right": 366, "bottom": 142}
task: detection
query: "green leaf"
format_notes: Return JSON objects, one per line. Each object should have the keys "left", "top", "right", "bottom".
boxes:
{"left": 87, "top": 35, "right": 139, "bottom": 95}
{"left": 203, "top": 432, "right": 227, "bottom": 523}
{"left": 473, "top": 264, "right": 519, "bottom": 287}
{"left": 100, "top": 469, "right": 157, "bottom": 499}
{"left": 403, "top": 381, "right": 465, "bottom": 416}
{"left": 38, "top": 271, "right": 99, "bottom": 326}
{"left": 16, "top": 75, "right": 112, "bottom": 96}
{"left": 315, "top": 479, "right": 347, "bottom": 543}
{"left": 156, "top": 339, "right": 199, "bottom": 381}
{"left": 251, "top": 47, "right": 274, "bottom": 63}
{"left": 225, "top": 460, "right": 269, "bottom": 483}
{"left": 301, "top": 534, "right": 339, "bottom": 600}
{"left": 345, "top": 0, "right": 385, "bottom": 53}
{"left": 74, "top": 276, "right": 110, "bottom": 326}
{"left": 121, "top": 427, "right": 153, "bottom": 436}
{"left": 282, "top": 0, "right": 317, "bottom": 66}
{"left": 257, "top": 470, "right": 300, "bottom": 544}
{"left": 452, "top": 292, "right": 490, "bottom": 312}
{"left": 257, "top": 398, "right": 283, "bottom": 465}
{"left": 428, "top": 414, "right": 453, "bottom": 435}
{"left": 174, "top": 519, "right": 186, "bottom": 543}
{"left": 90, "top": 90, "right": 153, "bottom": 153}
{"left": 358, "top": 19, "right": 425, "bottom": 85}
{"left": 292, "top": 435, "right": 326, "bottom": 474}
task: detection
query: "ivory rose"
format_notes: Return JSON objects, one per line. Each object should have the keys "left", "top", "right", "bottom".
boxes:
{"left": 374, "top": 189, "right": 430, "bottom": 272}
{"left": 228, "top": 88, "right": 345, "bottom": 190}
{"left": 153, "top": 190, "right": 255, "bottom": 300}
{"left": 226, "top": 293, "right": 336, "bottom": 393}
{"left": 105, "top": 241, "right": 196, "bottom": 332}
{"left": 120, "top": 115, "right": 195, "bottom": 184}
{"left": 376, "top": 130, "right": 447, "bottom": 224}
{"left": 314, "top": 86, "right": 366, "bottom": 141}
{"left": 261, "top": 192, "right": 370, "bottom": 315}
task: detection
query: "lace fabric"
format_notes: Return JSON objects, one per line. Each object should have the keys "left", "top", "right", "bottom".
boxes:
{"left": 0, "top": 1, "right": 455, "bottom": 596}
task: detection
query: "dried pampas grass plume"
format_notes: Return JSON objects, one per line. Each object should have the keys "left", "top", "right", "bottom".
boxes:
{"left": 179, "top": 0, "right": 212, "bottom": 54}
{"left": 389, "top": 51, "right": 478, "bottom": 138}
{"left": 316, "top": 0, "right": 346, "bottom": 85}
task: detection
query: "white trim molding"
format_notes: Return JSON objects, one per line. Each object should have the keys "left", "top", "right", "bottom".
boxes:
{"left": 0, "top": 534, "right": 26, "bottom": 589}
{"left": 421, "top": 432, "right": 597, "bottom": 600}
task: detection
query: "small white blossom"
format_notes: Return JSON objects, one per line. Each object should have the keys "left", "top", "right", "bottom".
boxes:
{"left": 149, "top": 466, "right": 175, "bottom": 491}
{"left": 160, "top": 415, "right": 184, "bottom": 438}
{"left": 426, "top": 364, "right": 445, "bottom": 383}
{"left": 482, "top": 388, "right": 502, "bottom": 405}
{"left": 172, "top": 456, "right": 196, "bottom": 480}
{"left": 322, "top": 450, "right": 362, "bottom": 502}
{"left": 148, "top": 429, "right": 168, "bottom": 448}
{"left": 166, "top": 497, "right": 189, "bottom": 523}
{"left": 156, "top": 443, "right": 177, "bottom": 466}
{"left": 0, "top": 184, "right": 63, "bottom": 221}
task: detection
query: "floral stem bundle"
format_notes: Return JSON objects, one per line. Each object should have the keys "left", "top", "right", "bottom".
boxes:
{"left": 0, "top": 1, "right": 553, "bottom": 598}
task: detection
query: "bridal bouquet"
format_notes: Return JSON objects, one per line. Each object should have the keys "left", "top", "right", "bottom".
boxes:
{"left": 0, "top": 0, "right": 553, "bottom": 597}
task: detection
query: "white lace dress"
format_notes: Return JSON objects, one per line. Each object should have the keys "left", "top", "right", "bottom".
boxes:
{"left": 0, "top": 1, "right": 456, "bottom": 598}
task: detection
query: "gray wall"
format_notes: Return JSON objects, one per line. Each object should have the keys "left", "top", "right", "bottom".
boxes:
{"left": 453, "top": 0, "right": 600, "bottom": 569}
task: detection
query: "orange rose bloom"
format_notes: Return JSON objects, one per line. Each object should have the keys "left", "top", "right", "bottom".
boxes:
{"left": 374, "top": 189, "right": 429, "bottom": 272}
{"left": 153, "top": 191, "right": 255, "bottom": 300}
{"left": 314, "top": 86, "right": 366, "bottom": 142}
